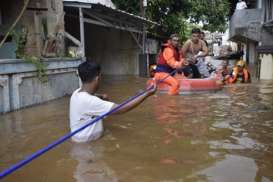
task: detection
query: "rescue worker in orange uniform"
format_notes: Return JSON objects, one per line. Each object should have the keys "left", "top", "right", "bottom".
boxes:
{"left": 154, "top": 34, "right": 184, "bottom": 95}
{"left": 229, "top": 60, "right": 250, "bottom": 83}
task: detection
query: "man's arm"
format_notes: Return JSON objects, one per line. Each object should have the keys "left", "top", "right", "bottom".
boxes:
{"left": 182, "top": 40, "right": 194, "bottom": 64}
{"left": 243, "top": 68, "right": 249, "bottom": 82}
{"left": 195, "top": 40, "right": 208, "bottom": 58}
{"left": 112, "top": 84, "right": 156, "bottom": 114}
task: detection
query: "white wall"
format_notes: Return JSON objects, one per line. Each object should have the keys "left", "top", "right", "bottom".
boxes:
{"left": 260, "top": 54, "right": 273, "bottom": 80}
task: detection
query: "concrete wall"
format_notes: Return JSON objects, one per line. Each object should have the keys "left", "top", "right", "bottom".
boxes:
{"left": 260, "top": 29, "right": 273, "bottom": 46}
{"left": 0, "top": 58, "right": 82, "bottom": 113}
{"left": 85, "top": 24, "right": 140, "bottom": 75}
{"left": 16, "top": 70, "right": 79, "bottom": 108}
{"left": 248, "top": 42, "right": 257, "bottom": 77}
{"left": 65, "top": 16, "right": 141, "bottom": 75}
{"left": 230, "top": 8, "right": 273, "bottom": 45}
{"left": 0, "top": 86, "right": 3, "bottom": 112}
{"left": 229, "top": 9, "right": 262, "bottom": 42}
{"left": 260, "top": 54, "right": 273, "bottom": 79}
{"left": 0, "top": 76, "right": 9, "bottom": 113}
{"left": 0, "top": 42, "right": 16, "bottom": 59}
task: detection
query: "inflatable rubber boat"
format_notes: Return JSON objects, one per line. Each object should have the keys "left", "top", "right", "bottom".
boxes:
{"left": 148, "top": 74, "right": 223, "bottom": 94}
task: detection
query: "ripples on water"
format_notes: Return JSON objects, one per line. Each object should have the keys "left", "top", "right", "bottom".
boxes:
{"left": 0, "top": 76, "right": 273, "bottom": 182}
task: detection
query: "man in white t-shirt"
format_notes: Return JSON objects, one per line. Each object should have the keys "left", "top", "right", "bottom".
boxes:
{"left": 70, "top": 61, "right": 156, "bottom": 143}
{"left": 236, "top": 0, "right": 247, "bottom": 10}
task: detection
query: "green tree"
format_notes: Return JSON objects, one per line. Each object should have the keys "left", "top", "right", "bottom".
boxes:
{"left": 188, "top": 0, "right": 229, "bottom": 32}
{"left": 112, "top": 0, "right": 230, "bottom": 39}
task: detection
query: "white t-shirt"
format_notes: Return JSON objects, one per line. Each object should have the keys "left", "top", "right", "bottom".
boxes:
{"left": 236, "top": 1, "right": 247, "bottom": 10}
{"left": 70, "top": 88, "right": 114, "bottom": 143}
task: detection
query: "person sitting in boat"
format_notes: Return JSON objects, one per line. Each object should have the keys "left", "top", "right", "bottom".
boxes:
{"left": 182, "top": 28, "right": 209, "bottom": 78}
{"left": 218, "top": 59, "right": 232, "bottom": 84}
{"left": 200, "top": 31, "right": 209, "bottom": 47}
{"left": 154, "top": 34, "right": 185, "bottom": 95}
{"left": 229, "top": 60, "right": 251, "bottom": 83}
{"left": 207, "top": 62, "right": 216, "bottom": 75}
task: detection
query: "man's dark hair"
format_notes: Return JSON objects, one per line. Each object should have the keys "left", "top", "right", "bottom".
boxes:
{"left": 192, "top": 28, "right": 201, "bottom": 34}
{"left": 201, "top": 31, "right": 205, "bottom": 35}
{"left": 170, "top": 33, "right": 179, "bottom": 39}
{"left": 78, "top": 60, "right": 101, "bottom": 83}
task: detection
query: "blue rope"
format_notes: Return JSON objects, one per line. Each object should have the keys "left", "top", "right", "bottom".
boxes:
{"left": 0, "top": 70, "right": 176, "bottom": 179}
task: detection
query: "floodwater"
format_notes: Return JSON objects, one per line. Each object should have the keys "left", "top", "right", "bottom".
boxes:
{"left": 0, "top": 76, "right": 273, "bottom": 182}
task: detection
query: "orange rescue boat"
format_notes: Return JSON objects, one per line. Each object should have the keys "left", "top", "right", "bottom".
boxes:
{"left": 148, "top": 74, "right": 223, "bottom": 94}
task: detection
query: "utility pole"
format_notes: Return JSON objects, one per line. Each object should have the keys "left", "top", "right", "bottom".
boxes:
{"left": 143, "top": 0, "right": 149, "bottom": 76}
{"left": 140, "top": 0, "right": 146, "bottom": 54}
{"left": 140, "top": 0, "right": 149, "bottom": 77}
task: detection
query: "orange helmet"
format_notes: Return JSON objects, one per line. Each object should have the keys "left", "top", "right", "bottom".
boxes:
{"left": 236, "top": 60, "right": 246, "bottom": 67}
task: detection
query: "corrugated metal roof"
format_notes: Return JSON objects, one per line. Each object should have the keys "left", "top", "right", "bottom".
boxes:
{"left": 63, "top": 0, "right": 116, "bottom": 9}
{"left": 63, "top": 0, "right": 158, "bottom": 25}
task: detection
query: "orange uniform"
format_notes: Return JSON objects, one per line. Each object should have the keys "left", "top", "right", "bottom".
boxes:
{"left": 229, "top": 67, "right": 250, "bottom": 83}
{"left": 154, "top": 42, "right": 184, "bottom": 95}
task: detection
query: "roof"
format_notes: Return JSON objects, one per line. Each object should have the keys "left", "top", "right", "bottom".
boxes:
{"left": 63, "top": 0, "right": 158, "bottom": 25}
{"left": 63, "top": 0, "right": 116, "bottom": 9}
{"left": 229, "top": 34, "right": 258, "bottom": 43}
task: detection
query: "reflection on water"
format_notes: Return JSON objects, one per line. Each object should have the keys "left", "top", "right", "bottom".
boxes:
{"left": 70, "top": 143, "right": 118, "bottom": 182}
{"left": 0, "top": 76, "right": 273, "bottom": 182}
{"left": 196, "top": 155, "right": 259, "bottom": 182}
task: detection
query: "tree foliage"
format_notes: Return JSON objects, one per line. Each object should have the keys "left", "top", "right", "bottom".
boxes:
{"left": 112, "top": 0, "right": 230, "bottom": 40}
{"left": 112, "top": 0, "right": 141, "bottom": 15}
{"left": 187, "top": 0, "right": 230, "bottom": 32}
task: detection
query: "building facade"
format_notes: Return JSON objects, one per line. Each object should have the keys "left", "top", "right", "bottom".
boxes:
{"left": 229, "top": 0, "right": 273, "bottom": 79}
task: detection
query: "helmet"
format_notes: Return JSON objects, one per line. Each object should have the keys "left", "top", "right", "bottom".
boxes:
{"left": 150, "top": 65, "right": 157, "bottom": 70}
{"left": 149, "top": 65, "right": 157, "bottom": 77}
{"left": 236, "top": 60, "right": 245, "bottom": 67}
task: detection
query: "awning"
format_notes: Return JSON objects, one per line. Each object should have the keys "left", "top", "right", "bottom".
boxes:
{"left": 63, "top": 1, "right": 158, "bottom": 57}
{"left": 229, "top": 34, "right": 258, "bottom": 43}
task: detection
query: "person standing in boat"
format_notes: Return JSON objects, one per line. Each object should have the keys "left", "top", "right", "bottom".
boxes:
{"left": 182, "top": 28, "right": 209, "bottom": 78}
{"left": 154, "top": 34, "right": 185, "bottom": 95}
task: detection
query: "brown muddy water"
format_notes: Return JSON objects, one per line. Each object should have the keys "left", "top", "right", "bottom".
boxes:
{"left": 0, "top": 76, "right": 273, "bottom": 182}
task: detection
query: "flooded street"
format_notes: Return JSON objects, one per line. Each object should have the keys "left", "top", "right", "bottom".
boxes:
{"left": 1, "top": 76, "right": 273, "bottom": 182}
